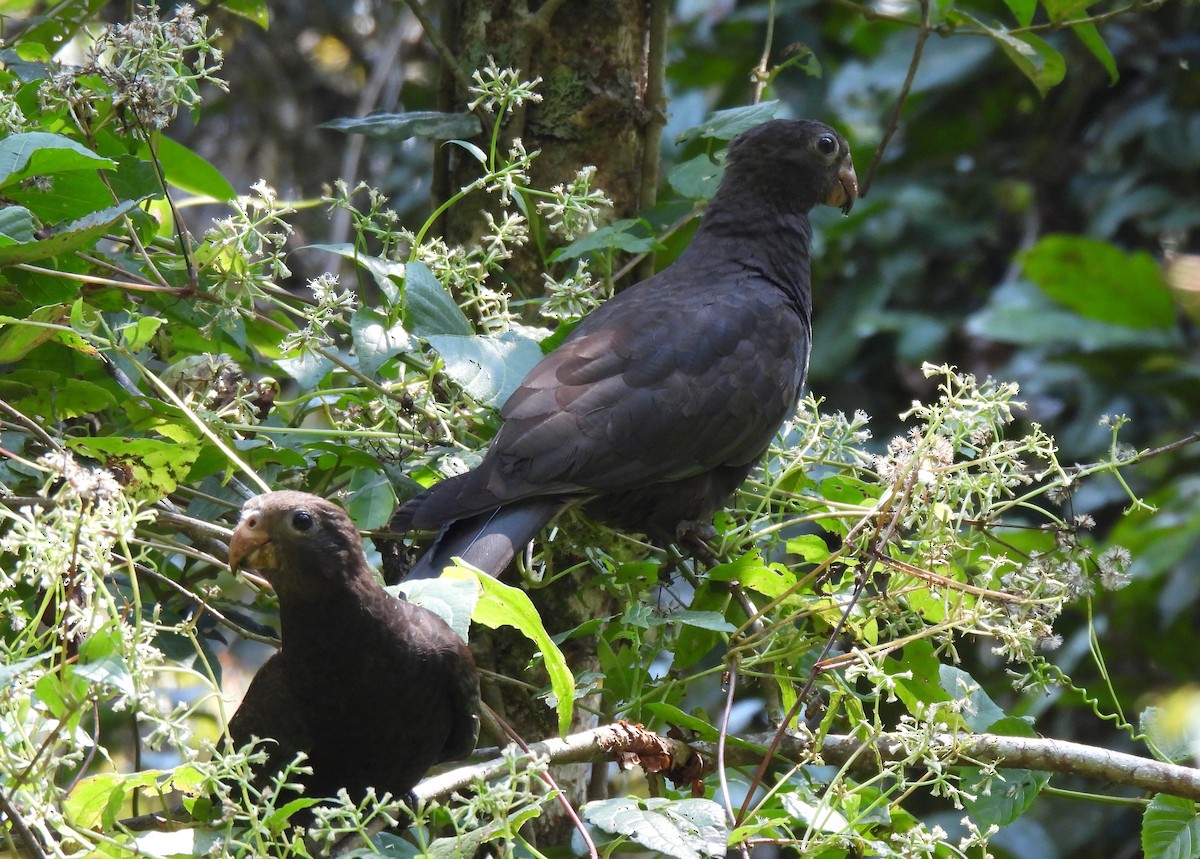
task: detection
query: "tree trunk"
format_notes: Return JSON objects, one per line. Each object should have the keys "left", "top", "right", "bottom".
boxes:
{"left": 434, "top": 0, "right": 665, "bottom": 846}
{"left": 439, "top": 0, "right": 663, "bottom": 298}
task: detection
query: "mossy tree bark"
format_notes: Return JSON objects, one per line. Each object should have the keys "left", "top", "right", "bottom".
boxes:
{"left": 432, "top": 0, "right": 667, "bottom": 846}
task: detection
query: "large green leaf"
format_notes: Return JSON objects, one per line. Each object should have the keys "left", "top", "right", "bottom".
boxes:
{"left": 1022, "top": 234, "right": 1174, "bottom": 329}
{"left": 425, "top": 330, "right": 543, "bottom": 407}
{"left": 351, "top": 306, "right": 412, "bottom": 377}
{"left": 0, "top": 131, "right": 115, "bottom": 190}
{"left": 0, "top": 199, "right": 144, "bottom": 265}
{"left": 676, "top": 101, "right": 785, "bottom": 143}
{"left": 469, "top": 571, "right": 574, "bottom": 737}
{"left": 404, "top": 260, "right": 473, "bottom": 337}
{"left": 584, "top": 797, "right": 727, "bottom": 859}
{"left": 1143, "top": 794, "right": 1200, "bottom": 859}
{"left": 150, "top": 135, "right": 236, "bottom": 201}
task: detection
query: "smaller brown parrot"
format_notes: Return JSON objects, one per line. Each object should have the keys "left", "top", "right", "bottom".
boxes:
{"left": 226, "top": 490, "right": 480, "bottom": 807}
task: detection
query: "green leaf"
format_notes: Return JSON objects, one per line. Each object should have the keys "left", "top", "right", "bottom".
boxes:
{"left": 351, "top": 306, "right": 412, "bottom": 377}
{"left": 121, "top": 315, "right": 166, "bottom": 352}
{"left": 1143, "top": 794, "right": 1200, "bottom": 859}
{"left": 676, "top": 101, "right": 785, "bottom": 143}
{"left": 0, "top": 131, "right": 116, "bottom": 190}
{"left": 469, "top": 571, "right": 574, "bottom": 736}
{"left": 276, "top": 350, "right": 335, "bottom": 389}
{"left": 667, "top": 154, "right": 723, "bottom": 201}
{"left": 425, "top": 330, "right": 543, "bottom": 407}
{"left": 65, "top": 435, "right": 201, "bottom": 501}
{"left": 963, "top": 767, "right": 1050, "bottom": 829}
{"left": 1141, "top": 700, "right": 1200, "bottom": 763}
{"left": 1072, "top": 21, "right": 1119, "bottom": 84}
{"left": 940, "top": 665, "right": 1005, "bottom": 731}
{"left": 1002, "top": 0, "right": 1036, "bottom": 27}
{"left": 890, "top": 638, "right": 953, "bottom": 717}
{"left": 392, "top": 577, "right": 481, "bottom": 644}
{"left": 583, "top": 797, "right": 727, "bottom": 859}
{"left": 0, "top": 205, "right": 35, "bottom": 242}
{"left": 404, "top": 260, "right": 473, "bottom": 337}
{"left": 0, "top": 199, "right": 144, "bottom": 265}
{"left": 150, "top": 135, "right": 236, "bottom": 201}
{"left": 647, "top": 610, "right": 735, "bottom": 633}
{"left": 0, "top": 303, "right": 70, "bottom": 361}
{"left": 780, "top": 791, "right": 852, "bottom": 836}
{"left": 0, "top": 370, "right": 116, "bottom": 419}
{"left": 305, "top": 243, "right": 399, "bottom": 304}
{"left": 966, "top": 280, "right": 1180, "bottom": 351}
{"left": 345, "top": 469, "right": 397, "bottom": 529}
{"left": 218, "top": 0, "right": 270, "bottom": 29}
{"left": 1041, "top": 0, "right": 1097, "bottom": 22}
{"left": 960, "top": 13, "right": 1066, "bottom": 96}
{"left": 1022, "top": 234, "right": 1173, "bottom": 328}
{"left": 554, "top": 219, "right": 662, "bottom": 262}
{"left": 321, "top": 111, "right": 482, "bottom": 140}
{"left": 641, "top": 703, "right": 719, "bottom": 740}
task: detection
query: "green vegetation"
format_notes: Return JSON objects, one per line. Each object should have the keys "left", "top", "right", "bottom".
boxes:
{"left": 1, "top": 1, "right": 1197, "bottom": 857}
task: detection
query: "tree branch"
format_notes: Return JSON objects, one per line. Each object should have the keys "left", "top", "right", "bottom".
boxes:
{"left": 419, "top": 723, "right": 1200, "bottom": 804}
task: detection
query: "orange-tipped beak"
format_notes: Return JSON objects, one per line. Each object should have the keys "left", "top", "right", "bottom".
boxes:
{"left": 228, "top": 514, "right": 271, "bottom": 573}
{"left": 827, "top": 159, "right": 858, "bottom": 215}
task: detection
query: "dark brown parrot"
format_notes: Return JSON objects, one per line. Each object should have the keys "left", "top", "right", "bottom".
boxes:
{"left": 227, "top": 491, "right": 480, "bottom": 805}
{"left": 391, "top": 118, "right": 858, "bottom": 580}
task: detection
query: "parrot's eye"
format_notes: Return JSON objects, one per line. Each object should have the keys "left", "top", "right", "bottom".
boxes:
{"left": 291, "top": 510, "right": 314, "bottom": 532}
{"left": 816, "top": 134, "right": 838, "bottom": 157}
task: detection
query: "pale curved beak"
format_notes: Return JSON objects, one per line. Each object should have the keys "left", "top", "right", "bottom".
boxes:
{"left": 827, "top": 158, "right": 859, "bottom": 215}
{"left": 228, "top": 508, "right": 271, "bottom": 572}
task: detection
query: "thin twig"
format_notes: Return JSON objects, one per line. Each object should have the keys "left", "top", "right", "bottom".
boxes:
{"left": 750, "top": 0, "right": 776, "bottom": 105}
{"left": 858, "top": 0, "right": 932, "bottom": 198}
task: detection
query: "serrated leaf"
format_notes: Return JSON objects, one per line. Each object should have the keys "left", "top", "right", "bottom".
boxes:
{"left": 351, "top": 307, "right": 412, "bottom": 377}
{"left": 0, "top": 131, "right": 115, "bottom": 189}
{"left": 65, "top": 435, "right": 201, "bottom": 501}
{"left": 1022, "top": 234, "right": 1173, "bottom": 329}
{"left": 584, "top": 797, "right": 727, "bottom": 859}
{"left": 0, "top": 199, "right": 144, "bottom": 265}
{"left": 425, "top": 330, "right": 543, "bottom": 407}
{"left": 468, "top": 570, "right": 574, "bottom": 736}
{"left": 322, "top": 111, "right": 482, "bottom": 141}
{"left": 1143, "top": 794, "right": 1200, "bottom": 859}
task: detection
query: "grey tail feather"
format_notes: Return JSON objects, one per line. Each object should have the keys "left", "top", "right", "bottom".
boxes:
{"left": 402, "top": 499, "right": 566, "bottom": 580}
